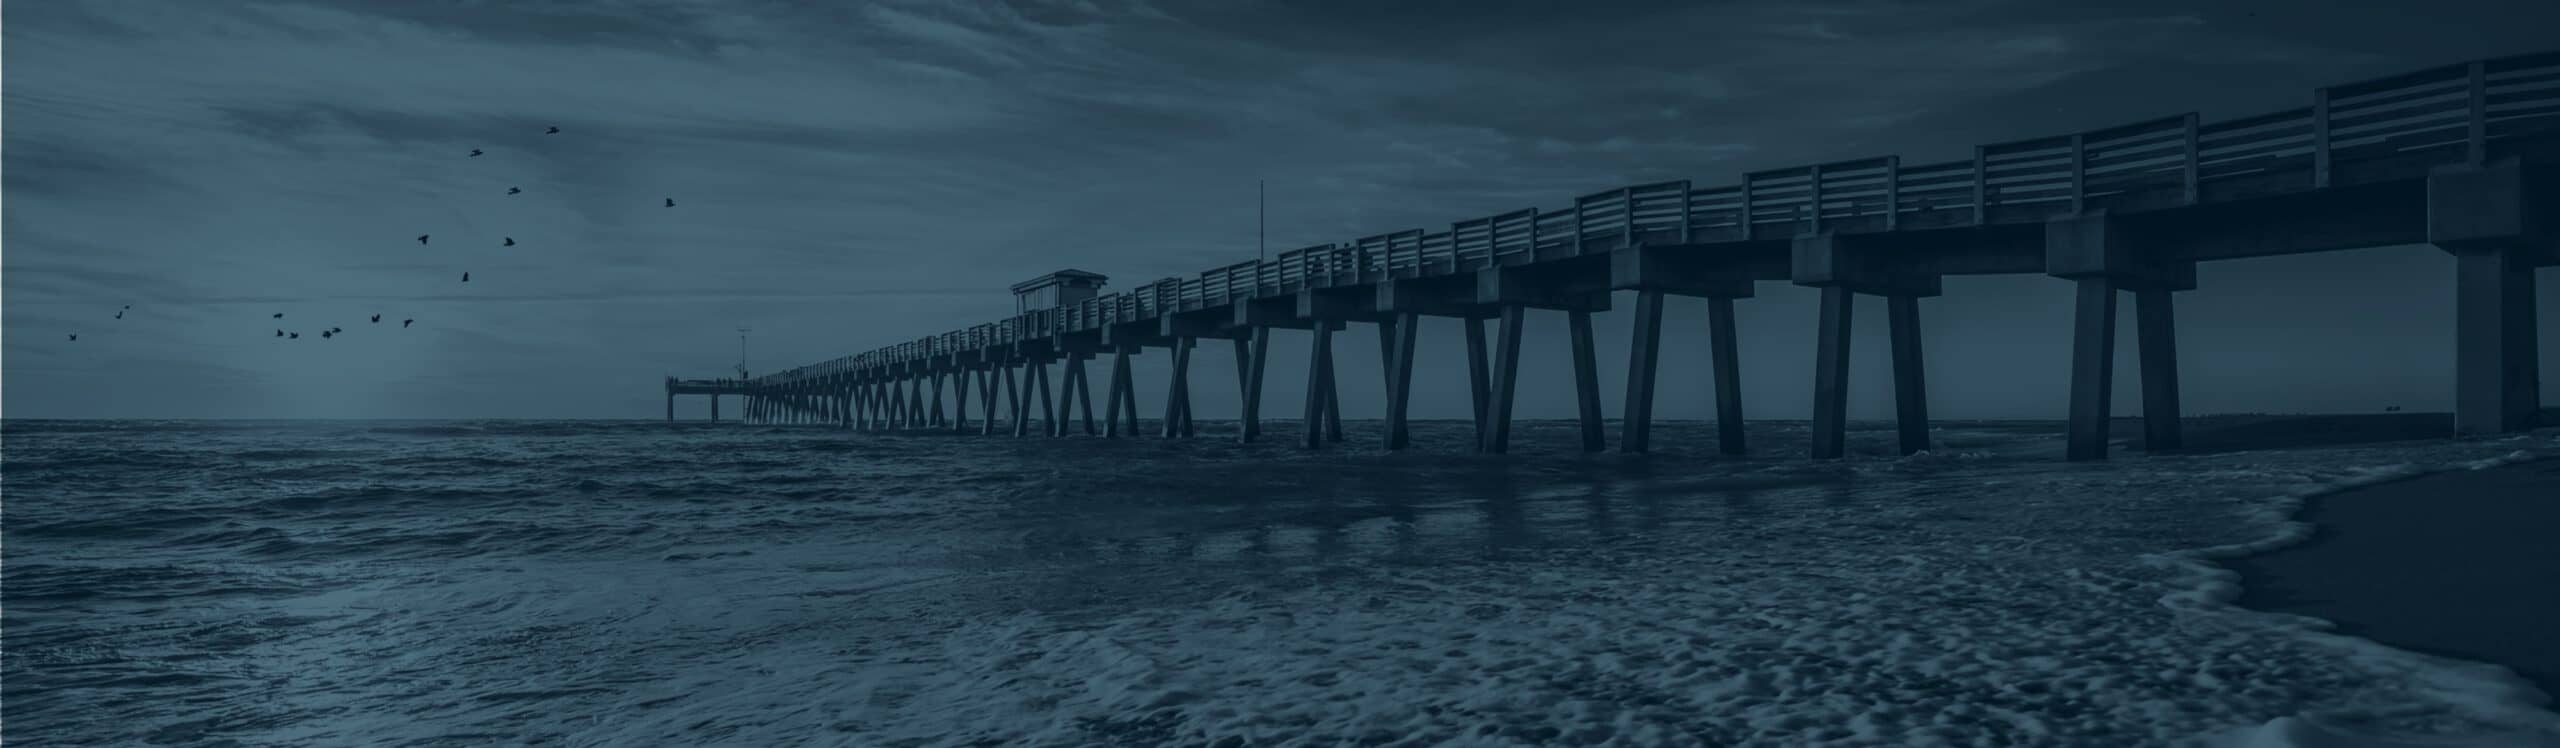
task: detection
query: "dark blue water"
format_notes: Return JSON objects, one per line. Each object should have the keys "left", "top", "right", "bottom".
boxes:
{"left": 6, "top": 419, "right": 2555, "bottom": 746}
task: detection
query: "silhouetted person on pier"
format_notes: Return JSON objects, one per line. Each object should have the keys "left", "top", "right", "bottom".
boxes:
{"left": 418, "top": 234, "right": 430, "bottom": 245}
{"left": 503, "top": 237, "right": 515, "bottom": 246}
{"left": 470, "top": 148, "right": 483, "bottom": 157}
{"left": 371, "top": 314, "right": 381, "bottom": 323}
{"left": 462, "top": 272, "right": 470, "bottom": 282}
{"left": 507, "top": 187, "right": 521, "bottom": 195}
{"left": 546, "top": 126, "right": 559, "bottom": 134}
{"left": 403, "top": 319, "right": 414, "bottom": 328}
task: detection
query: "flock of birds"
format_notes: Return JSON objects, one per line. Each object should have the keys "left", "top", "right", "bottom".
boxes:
{"left": 66, "top": 125, "right": 677, "bottom": 344}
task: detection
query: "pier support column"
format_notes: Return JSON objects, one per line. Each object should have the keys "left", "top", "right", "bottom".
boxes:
{"left": 1708, "top": 296, "right": 1746, "bottom": 455}
{"left": 1303, "top": 325, "right": 1333, "bottom": 449}
{"left": 1569, "top": 309, "right": 1606, "bottom": 452}
{"left": 1105, "top": 350, "right": 1132, "bottom": 437}
{"left": 666, "top": 394, "right": 674, "bottom": 422}
{"left": 2452, "top": 245, "right": 2543, "bottom": 434}
{"left": 1237, "top": 329, "right": 1268, "bottom": 443}
{"left": 1032, "top": 359, "right": 1057, "bottom": 437}
{"left": 1000, "top": 361, "right": 1021, "bottom": 435}
{"left": 2065, "top": 278, "right": 2118, "bottom": 461}
{"left": 2047, "top": 211, "right": 2198, "bottom": 459}
{"left": 1482, "top": 305, "right": 1526, "bottom": 454}
{"left": 1464, "top": 317, "right": 1491, "bottom": 445}
{"left": 1068, "top": 354, "right": 1097, "bottom": 436}
{"left": 2430, "top": 159, "right": 2552, "bottom": 434}
{"left": 1887, "top": 295, "right": 1931, "bottom": 456}
{"left": 1810, "top": 286, "right": 1854, "bottom": 459}
{"left": 951, "top": 369, "right": 971, "bottom": 431}
{"left": 710, "top": 394, "right": 719, "bottom": 422}
{"left": 928, "top": 370, "right": 947, "bottom": 428}
{"left": 2135, "top": 290, "right": 2182, "bottom": 451}
{"left": 1164, "top": 338, "right": 1194, "bottom": 439}
{"left": 909, "top": 375, "right": 928, "bottom": 430}
{"left": 1116, "top": 349, "right": 1141, "bottom": 433}
{"left": 1622, "top": 291, "right": 1663, "bottom": 453}
{"left": 979, "top": 364, "right": 1002, "bottom": 436}
{"left": 1321, "top": 336, "right": 1342, "bottom": 444}
{"left": 1385, "top": 312, "right": 1419, "bottom": 450}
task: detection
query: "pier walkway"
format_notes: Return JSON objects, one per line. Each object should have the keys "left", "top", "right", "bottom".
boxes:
{"left": 670, "top": 52, "right": 2560, "bottom": 460}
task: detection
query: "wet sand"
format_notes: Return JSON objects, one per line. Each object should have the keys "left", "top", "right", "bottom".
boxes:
{"left": 2226, "top": 455, "right": 2560, "bottom": 699}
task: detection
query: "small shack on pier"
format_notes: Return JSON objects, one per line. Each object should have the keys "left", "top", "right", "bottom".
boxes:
{"left": 1011, "top": 269, "right": 1109, "bottom": 313}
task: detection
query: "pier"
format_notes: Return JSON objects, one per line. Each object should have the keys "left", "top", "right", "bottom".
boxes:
{"left": 669, "top": 52, "right": 2560, "bottom": 460}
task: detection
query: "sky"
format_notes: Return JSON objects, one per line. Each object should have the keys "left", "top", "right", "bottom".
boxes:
{"left": 4, "top": 0, "right": 2557, "bottom": 421}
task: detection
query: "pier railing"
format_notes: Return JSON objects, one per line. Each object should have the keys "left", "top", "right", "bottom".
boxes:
{"left": 747, "top": 51, "right": 2560, "bottom": 387}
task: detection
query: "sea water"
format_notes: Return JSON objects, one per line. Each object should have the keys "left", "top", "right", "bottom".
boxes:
{"left": 5, "top": 419, "right": 2556, "bottom": 746}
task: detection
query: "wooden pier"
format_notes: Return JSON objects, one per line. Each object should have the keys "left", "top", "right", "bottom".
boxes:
{"left": 670, "top": 52, "right": 2560, "bottom": 460}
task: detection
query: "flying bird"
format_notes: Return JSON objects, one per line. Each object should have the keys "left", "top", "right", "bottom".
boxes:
{"left": 470, "top": 148, "right": 483, "bottom": 157}
{"left": 418, "top": 234, "right": 430, "bottom": 245}
{"left": 67, "top": 334, "right": 77, "bottom": 341}
{"left": 322, "top": 330, "right": 334, "bottom": 339}
{"left": 503, "top": 237, "right": 515, "bottom": 247}
{"left": 507, "top": 187, "right": 521, "bottom": 195}
{"left": 371, "top": 314, "right": 381, "bottom": 323}
{"left": 289, "top": 333, "right": 300, "bottom": 339}
{"left": 331, "top": 327, "right": 343, "bottom": 334}
{"left": 276, "top": 329, "right": 284, "bottom": 337}
{"left": 403, "top": 319, "right": 414, "bottom": 328}
{"left": 273, "top": 313, "right": 284, "bottom": 319}
{"left": 545, "top": 126, "right": 559, "bottom": 134}
{"left": 115, "top": 308, "right": 125, "bottom": 320}
{"left": 462, "top": 272, "right": 470, "bottom": 283}
{"left": 664, "top": 198, "right": 675, "bottom": 208}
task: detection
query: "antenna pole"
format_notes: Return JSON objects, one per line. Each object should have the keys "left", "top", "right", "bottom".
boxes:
{"left": 1258, "top": 179, "right": 1266, "bottom": 262}
{"left": 736, "top": 327, "right": 751, "bottom": 379}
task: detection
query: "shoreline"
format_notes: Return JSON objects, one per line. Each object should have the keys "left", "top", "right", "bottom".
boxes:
{"left": 2222, "top": 455, "right": 2560, "bottom": 702}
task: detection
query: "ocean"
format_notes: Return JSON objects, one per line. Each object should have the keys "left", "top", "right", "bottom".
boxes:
{"left": 4, "top": 419, "right": 2556, "bottom": 747}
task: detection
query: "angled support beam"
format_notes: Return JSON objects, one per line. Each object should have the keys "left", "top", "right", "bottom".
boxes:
{"left": 1622, "top": 290, "right": 1664, "bottom": 453}
{"left": 1237, "top": 331, "right": 1269, "bottom": 443}
{"left": 1810, "top": 286, "right": 1854, "bottom": 459}
{"left": 1887, "top": 295, "right": 1930, "bottom": 456}
{"left": 2135, "top": 290, "right": 2183, "bottom": 451}
{"left": 1105, "top": 351, "right": 1131, "bottom": 437}
{"left": 1483, "top": 305, "right": 1526, "bottom": 453}
{"left": 1303, "top": 325, "right": 1334, "bottom": 449}
{"left": 1464, "top": 317, "right": 1491, "bottom": 443}
{"left": 1164, "top": 337, "right": 1194, "bottom": 439}
{"left": 2066, "top": 278, "right": 2119, "bottom": 460}
{"left": 1568, "top": 309, "right": 1605, "bottom": 452}
{"left": 1385, "top": 312, "right": 1419, "bottom": 450}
